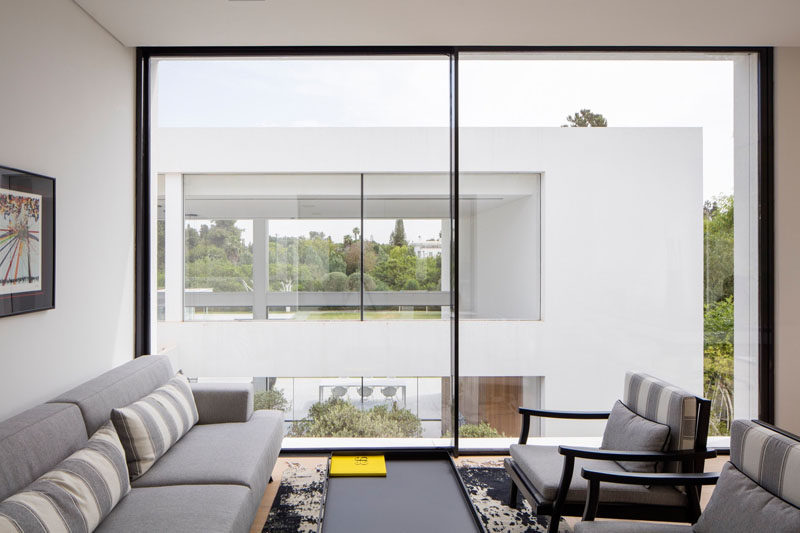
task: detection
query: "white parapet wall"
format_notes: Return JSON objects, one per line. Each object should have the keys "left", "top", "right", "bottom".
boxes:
{"left": 154, "top": 126, "right": 703, "bottom": 437}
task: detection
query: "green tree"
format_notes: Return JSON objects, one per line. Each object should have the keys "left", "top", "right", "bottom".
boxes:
{"left": 702, "top": 194, "right": 734, "bottom": 436}
{"left": 704, "top": 195, "right": 734, "bottom": 305}
{"left": 562, "top": 109, "right": 608, "bottom": 127}
{"left": 390, "top": 219, "right": 407, "bottom": 247}
{"left": 254, "top": 389, "right": 290, "bottom": 411}
{"left": 705, "top": 297, "right": 733, "bottom": 435}
{"left": 372, "top": 246, "right": 417, "bottom": 290}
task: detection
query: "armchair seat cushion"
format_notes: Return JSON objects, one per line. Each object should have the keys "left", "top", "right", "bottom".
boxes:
{"left": 574, "top": 522, "right": 692, "bottom": 533}
{"left": 509, "top": 444, "right": 687, "bottom": 506}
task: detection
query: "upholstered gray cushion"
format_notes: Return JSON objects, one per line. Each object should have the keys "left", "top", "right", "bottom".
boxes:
{"left": 693, "top": 462, "right": 800, "bottom": 533}
{"left": 624, "top": 372, "right": 697, "bottom": 452}
{"left": 0, "top": 422, "right": 130, "bottom": 532}
{"left": 575, "top": 521, "right": 692, "bottom": 533}
{"left": 601, "top": 400, "right": 670, "bottom": 473}
{"left": 191, "top": 382, "right": 254, "bottom": 424}
{"left": 0, "top": 403, "right": 88, "bottom": 502}
{"left": 729, "top": 420, "right": 800, "bottom": 508}
{"left": 51, "top": 355, "right": 173, "bottom": 435}
{"left": 95, "top": 484, "right": 253, "bottom": 533}
{"left": 508, "top": 444, "right": 686, "bottom": 506}
{"left": 131, "top": 410, "right": 284, "bottom": 513}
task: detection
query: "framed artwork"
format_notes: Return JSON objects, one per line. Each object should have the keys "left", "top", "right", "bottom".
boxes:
{"left": 0, "top": 165, "right": 55, "bottom": 317}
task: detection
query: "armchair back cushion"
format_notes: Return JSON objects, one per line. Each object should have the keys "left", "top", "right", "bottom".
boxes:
{"left": 601, "top": 400, "right": 670, "bottom": 472}
{"left": 729, "top": 420, "right": 800, "bottom": 508}
{"left": 693, "top": 420, "right": 800, "bottom": 533}
{"left": 623, "top": 372, "right": 697, "bottom": 454}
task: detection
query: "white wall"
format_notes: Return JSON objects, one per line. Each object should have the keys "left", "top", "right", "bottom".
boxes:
{"left": 155, "top": 126, "right": 703, "bottom": 436}
{"left": 0, "top": 0, "right": 134, "bottom": 420}
{"left": 774, "top": 47, "right": 800, "bottom": 434}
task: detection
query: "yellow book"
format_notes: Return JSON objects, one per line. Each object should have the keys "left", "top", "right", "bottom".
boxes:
{"left": 329, "top": 455, "right": 387, "bottom": 477}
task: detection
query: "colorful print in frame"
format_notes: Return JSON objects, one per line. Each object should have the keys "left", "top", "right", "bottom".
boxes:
{"left": 0, "top": 166, "right": 55, "bottom": 317}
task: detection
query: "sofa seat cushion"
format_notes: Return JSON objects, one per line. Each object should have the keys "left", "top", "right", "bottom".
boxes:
{"left": 509, "top": 444, "right": 686, "bottom": 506}
{"left": 574, "top": 521, "right": 692, "bottom": 533}
{"left": 95, "top": 484, "right": 252, "bottom": 533}
{"left": 131, "top": 410, "right": 284, "bottom": 491}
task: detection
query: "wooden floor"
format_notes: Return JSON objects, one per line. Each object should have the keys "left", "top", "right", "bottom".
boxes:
{"left": 250, "top": 455, "right": 729, "bottom": 532}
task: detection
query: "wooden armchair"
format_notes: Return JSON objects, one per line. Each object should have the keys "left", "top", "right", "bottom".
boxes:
{"left": 504, "top": 372, "right": 712, "bottom": 533}
{"left": 575, "top": 420, "right": 800, "bottom": 532}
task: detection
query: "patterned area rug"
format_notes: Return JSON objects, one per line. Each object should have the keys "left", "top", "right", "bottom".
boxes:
{"left": 263, "top": 459, "right": 571, "bottom": 533}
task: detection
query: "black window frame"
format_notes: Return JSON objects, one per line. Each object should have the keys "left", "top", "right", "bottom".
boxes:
{"left": 135, "top": 46, "right": 774, "bottom": 455}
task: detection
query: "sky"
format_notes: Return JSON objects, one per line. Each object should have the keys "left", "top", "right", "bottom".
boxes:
{"left": 159, "top": 56, "right": 737, "bottom": 244}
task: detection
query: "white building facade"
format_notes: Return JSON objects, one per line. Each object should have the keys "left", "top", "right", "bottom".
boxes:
{"left": 152, "top": 126, "right": 704, "bottom": 440}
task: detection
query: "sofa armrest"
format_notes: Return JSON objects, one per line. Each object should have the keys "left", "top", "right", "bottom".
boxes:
{"left": 191, "top": 383, "right": 254, "bottom": 424}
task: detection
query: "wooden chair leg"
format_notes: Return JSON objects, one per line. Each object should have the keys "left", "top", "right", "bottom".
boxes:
{"left": 508, "top": 481, "right": 519, "bottom": 508}
{"left": 582, "top": 479, "right": 600, "bottom": 521}
{"left": 548, "top": 456, "right": 575, "bottom": 533}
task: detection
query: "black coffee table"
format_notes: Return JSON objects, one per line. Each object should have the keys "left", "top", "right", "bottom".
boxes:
{"left": 319, "top": 450, "right": 486, "bottom": 533}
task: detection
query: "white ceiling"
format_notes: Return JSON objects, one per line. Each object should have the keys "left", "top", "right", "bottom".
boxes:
{"left": 74, "top": 0, "right": 800, "bottom": 48}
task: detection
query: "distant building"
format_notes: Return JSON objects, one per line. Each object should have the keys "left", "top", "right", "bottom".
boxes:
{"left": 411, "top": 239, "right": 441, "bottom": 258}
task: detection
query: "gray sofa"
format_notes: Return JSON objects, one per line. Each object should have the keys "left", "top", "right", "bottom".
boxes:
{"left": 0, "top": 355, "right": 284, "bottom": 533}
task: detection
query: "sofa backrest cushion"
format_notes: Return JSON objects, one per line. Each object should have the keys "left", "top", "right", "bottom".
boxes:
{"left": 623, "top": 371, "right": 698, "bottom": 453}
{"left": 0, "top": 403, "right": 88, "bottom": 502}
{"left": 50, "top": 355, "right": 173, "bottom": 435}
{"left": 729, "top": 419, "right": 800, "bottom": 508}
{"left": 693, "top": 462, "right": 800, "bottom": 533}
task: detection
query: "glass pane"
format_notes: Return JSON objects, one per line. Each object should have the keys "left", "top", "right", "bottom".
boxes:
{"left": 152, "top": 55, "right": 453, "bottom": 445}
{"left": 363, "top": 173, "right": 450, "bottom": 320}
{"left": 458, "top": 52, "right": 758, "bottom": 444}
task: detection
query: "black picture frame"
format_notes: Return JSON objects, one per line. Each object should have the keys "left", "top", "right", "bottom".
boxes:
{"left": 0, "top": 165, "right": 55, "bottom": 318}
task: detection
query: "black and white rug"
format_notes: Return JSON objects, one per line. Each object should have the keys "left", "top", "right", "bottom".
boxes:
{"left": 263, "top": 459, "right": 571, "bottom": 533}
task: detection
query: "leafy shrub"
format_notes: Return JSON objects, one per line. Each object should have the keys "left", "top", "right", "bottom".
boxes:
{"left": 458, "top": 422, "right": 504, "bottom": 438}
{"left": 254, "top": 389, "right": 289, "bottom": 412}
{"left": 347, "top": 272, "right": 376, "bottom": 291}
{"left": 321, "top": 271, "right": 348, "bottom": 292}
{"left": 289, "top": 398, "right": 422, "bottom": 438}
{"left": 403, "top": 278, "right": 420, "bottom": 291}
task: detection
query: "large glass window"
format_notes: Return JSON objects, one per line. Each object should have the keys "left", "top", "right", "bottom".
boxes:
{"left": 149, "top": 51, "right": 762, "bottom": 449}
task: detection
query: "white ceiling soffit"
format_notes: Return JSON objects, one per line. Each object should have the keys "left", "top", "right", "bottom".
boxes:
{"left": 73, "top": 0, "right": 800, "bottom": 48}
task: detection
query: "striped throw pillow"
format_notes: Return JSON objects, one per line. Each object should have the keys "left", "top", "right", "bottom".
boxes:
{"left": 111, "top": 374, "right": 199, "bottom": 480}
{"left": 0, "top": 422, "right": 130, "bottom": 532}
